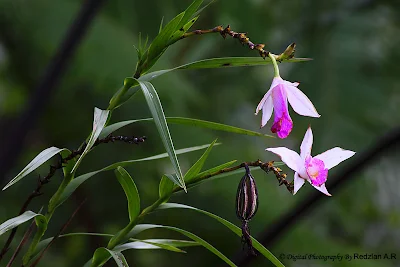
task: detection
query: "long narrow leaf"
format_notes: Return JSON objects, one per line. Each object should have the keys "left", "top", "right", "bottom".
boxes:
{"left": 56, "top": 143, "right": 213, "bottom": 208}
{"left": 33, "top": 233, "right": 197, "bottom": 260}
{"left": 127, "top": 224, "right": 236, "bottom": 267}
{"left": 71, "top": 107, "right": 109, "bottom": 173}
{"left": 179, "top": 57, "right": 311, "bottom": 69}
{"left": 101, "top": 117, "right": 273, "bottom": 139}
{"left": 92, "top": 247, "right": 128, "bottom": 267}
{"left": 114, "top": 167, "right": 140, "bottom": 222}
{"left": 177, "top": 0, "right": 202, "bottom": 30}
{"left": 136, "top": 80, "right": 185, "bottom": 190}
{"left": 184, "top": 139, "right": 217, "bottom": 183}
{"left": 115, "top": 57, "right": 310, "bottom": 108}
{"left": 157, "top": 203, "right": 284, "bottom": 267}
{"left": 3, "top": 147, "right": 67, "bottom": 190}
{"left": 0, "top": 211, "right": 41, "bottom": 236}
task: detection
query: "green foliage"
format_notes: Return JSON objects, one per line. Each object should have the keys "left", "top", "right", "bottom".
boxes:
{"left": 157, "top": 203, "right": 284, "bottom": 267}
{"left": 101, "top": 117, "right": 272, "bottom": 139}
{"left": 22, "top": 214, "right": 48, "bottom": 265}
{"left": 136, "top": 80, "right": 185, "bottom": 189}
{"left": 127, "top": 224, "right": 237, "bottom": 267}
{"left": 56, "top": 143, "right": 213, "bottom": 208}
{"left": 2, "top": 147, "right": 67, "bottom": 190}
{"left": 71, "top": 107, "right": 109, "bottom": 173}
{"left": 184, "top": 139, "right": 218, "bottom": 183}
{"left": 114, "top": 167, "right": 140, "bottom": 222}
{"left": 91, "top": 247, "right": 129, "bottom": 267}
{"left": 0, "top": 211, "right": 41, "bottom": 236}
{"left": 158, "top": 174, "right": 176, "bottom": 199}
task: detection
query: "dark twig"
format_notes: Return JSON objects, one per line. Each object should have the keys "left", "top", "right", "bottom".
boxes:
{"left": 5, "top": 220, "right": 36, "bottom": 267}
{"left": 181, "top": 25, "right": 296, "bottom": 61}
{"left": 176, "top": 160, "right": 292, "bottom": 194}
{"left": 0, "top": 134, "right": 145, "bottom": 261}
{"left": 29, "top": 199, "right": 87, "bottom": 267}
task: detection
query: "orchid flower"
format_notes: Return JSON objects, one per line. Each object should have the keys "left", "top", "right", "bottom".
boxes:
{"left": 266, "top": 127, "right": 355, "bottom": 196}
{"left": 255, "top": 54, "right": 320, "bottom": 138}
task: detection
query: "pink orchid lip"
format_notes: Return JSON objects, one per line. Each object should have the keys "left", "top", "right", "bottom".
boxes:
{"left": 270, "top": 83, "right": 293, "bottom": 138}
{"left": 305, "top": 156, "right": 328, "bottom": 186}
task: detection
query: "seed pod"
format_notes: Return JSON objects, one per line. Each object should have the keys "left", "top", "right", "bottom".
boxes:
{"left": 236, "top": 166, "right": 259, "bottom": 221}
{"left": 236, "top": 164, "right": 259, "bottom": 256}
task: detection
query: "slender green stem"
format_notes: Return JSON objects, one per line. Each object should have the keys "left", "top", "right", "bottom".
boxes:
{"left": 268, "top": 53, "right": 280, "bottom": 78}
{"left": 107, "top": 197, "right": 167, "bottom": 249}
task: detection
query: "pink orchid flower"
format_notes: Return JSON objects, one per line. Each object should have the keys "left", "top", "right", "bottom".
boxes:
{"left": 266, "top": 127, "right": 355, "bottom": 196}
{"left": 255, "top": 77, "right": 320, "bottom": 138}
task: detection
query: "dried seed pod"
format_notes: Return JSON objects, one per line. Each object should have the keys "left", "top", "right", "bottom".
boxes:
{"left": 236, "top": 164, "right": 259, "bottom": 256}
{"left": 236, "top": 165, "right": 259, "bottom": 221}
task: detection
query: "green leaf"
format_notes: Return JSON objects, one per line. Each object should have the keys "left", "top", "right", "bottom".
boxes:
{"left": 157, "top": 203, "right": 284, "bottom": 267}
{"left": 114, "top": 239, "right": 188, "bottom": 253}
{"left": 108, "top": 78, "right": 139, "bottom": 110}
{"left": 112, "top": 57, "right": 309, "bottom": 109}
{"left": 184, "top": 139, "right": 217, "bottom": 183}
{"left": 192, "top": 0, "right": 215, "bottom": 17}
{"left": 136, "top": 80, "right": 185, "bottom": 190}
{"left": 22, "top": 214, "right": 48, "bottom": 265}
{"left": 158, "top": 16, "right": 164, "bottom": 34}
{"left": 56, "top": 143, "right": 213, "bottom": 208}
{"left": 71, "top": 107, "right": 109, "bottom": 173}
{"left": 127, "top": 224, "right": 237, "bottom": 267}
{"left": 60, "top": 149, "right": 77, "bottom": 178}
{"left": 102, "top": 117, "right": 273, "bottom": 139}
{"left": 34, "top": 233, "right": 197, "bottom": 261}
{"left": 0, "top": 211, "right": 41, "bottom": 236}
{"left": 3, "top": 147, "right": 67, "bottom": 190}
{"left": 92, "top": 247, "right": 128, "bottom": 267}
{"left": 158, "top": 174, "right": 176, "bottom": 199}
{"left": 146, "top": 12, "right": 185, "bottom": 71}
{"left": 114, "top": 167, "right": 140, "bottom": 222}
{"left": 196, "top": 160, "right": 237, "bottom": 178}
{"left": 179, "top": 57, "right": 311, "bottom": 69}
{"left": 121, "top": 239, "right": 199, "bottom": 250}
{"left": 177, "top": 0, "right": 202, "bottom": 31}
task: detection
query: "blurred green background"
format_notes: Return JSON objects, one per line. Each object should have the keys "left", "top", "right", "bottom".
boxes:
{"left": 0, "top": 0, "right": 399, "bottom": 266}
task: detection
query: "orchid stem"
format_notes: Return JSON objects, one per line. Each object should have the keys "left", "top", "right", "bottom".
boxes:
{"left": 268, "top": 53, "right": 280, "bottom": 78}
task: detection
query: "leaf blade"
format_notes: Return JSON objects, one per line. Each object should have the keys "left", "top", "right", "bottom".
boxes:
{"left": 3, "top": 147, "right": 67, "bottom": 190}
{"left": 136, "top": 80, "right": 185, "bottom": 189}
{"left": 128, "top": 224, "right": 237, "bottom": 267}
{"left": 184, "top": 139, "right": 218, "bottom": 183}
{"left": 102, "top": 117, "right": 273, "bottom": 139}
{"left": 157, "top": 203, "right": 284, "bottom": 267}
{"left": 56, "top": 143, "right": 213, "bottom": 208}
{"left": 92, "top": 247, "right": 128, "bottom": 267}
{"left": 71, "top": 107, "right": 109, "bottom": 173}
{"left": 0, "top": 211, "right": 41, "bottom": 236}
{"left": 114, "top": 167, "right": 140, "bottom": 222}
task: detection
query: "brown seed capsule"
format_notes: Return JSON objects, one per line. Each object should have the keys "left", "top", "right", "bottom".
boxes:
{"left": 236, "top": 165, "right": 259, "bottom": 221}
{"left": 236, "top": 164, "right": 259, "bottom": 256}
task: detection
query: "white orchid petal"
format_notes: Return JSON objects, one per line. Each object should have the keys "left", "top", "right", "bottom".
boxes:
{"left": 315, "top": 147, "right": 356, "bottom": 170}
{"left": 293, "top": 172, "right": 305, "bottom": 195}
{"left": 300, "top": 127, "right": 313, "bottom": 160}
{"left": 261, "top": 96, "right": 273, "bottom": 127}
{"left": 286, "top": 85, "right": 320, "bottom": 117}
{"left": 307, "top": 180, "right": 332, "bottom": 196}
{"left": 255, "top": 89, "right": 272, "bottom": 115}
{"left": 284, "top": 80, "right": 299, "bottom": 87}
{"left": 266, "top": 147, "right": 302, "bottom": 173}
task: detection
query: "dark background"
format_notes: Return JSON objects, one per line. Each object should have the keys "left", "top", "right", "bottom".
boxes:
{"left": 0, "top": 0, "right": 399, "bottom": 266}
